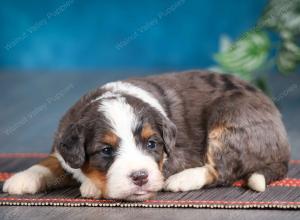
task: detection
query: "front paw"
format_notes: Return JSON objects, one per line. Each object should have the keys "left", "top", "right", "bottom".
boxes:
{"left": 80, "top": 179, "right": 102, "bottom": 199}
{"left": 3, "top": 165, "right": 49, "bottom": 195}
{"left": 164, "top": 168, "right": 207, "bottom": 192}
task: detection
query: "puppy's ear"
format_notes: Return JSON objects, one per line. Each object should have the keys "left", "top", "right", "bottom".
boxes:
{"left": 57, "top": 123, "right": 86, "bottom": 169}
{"left": 161, "top": 118, "right": 177, "bottom": 155}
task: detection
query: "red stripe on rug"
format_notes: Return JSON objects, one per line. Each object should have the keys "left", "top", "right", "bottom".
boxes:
{"left": 0, "top": 153, "right": 48, "bottom": 158}
{"left": 270, "top": 178, "right": 300, "bottom": 187}
{"left": 0, "top": 172, "right": 13, "bottom": 182}
{"left": 143, "top": 199, "right": 300, "bottom": 205}
{"left": 0, "top": 197, "right": 299, "bottom": 206}
{"left": 232, "top": 178, "right": 300, "bottom": 187}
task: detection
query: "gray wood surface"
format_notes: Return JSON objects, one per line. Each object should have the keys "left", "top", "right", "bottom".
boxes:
{"left": 0, "top": 207, "right": 300, "bottom": 220}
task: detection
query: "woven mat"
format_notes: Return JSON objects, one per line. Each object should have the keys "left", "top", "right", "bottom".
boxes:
{"left": 0, "top": 153, "right": 300, "bottom": 209}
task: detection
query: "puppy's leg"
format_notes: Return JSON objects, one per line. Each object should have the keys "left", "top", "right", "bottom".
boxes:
{"left": 79, "top": 165, "right": 105, "bottom": 199}
{"left": 164, "top": 165, "right": 217, "bottom": 192}
{"left": 204, "top": 94, "right": 290, "bottom": 192}
{"left": 206, "top": 125, "right": 289, "bottom": 192}
{"left": 3, "top": 154, "right": 72, "bottom": 195}
{"left": 50, "top": 152, "right": 105, "bottom": 198}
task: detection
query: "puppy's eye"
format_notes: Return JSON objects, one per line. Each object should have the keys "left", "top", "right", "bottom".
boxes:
{"left": 101, "top": 146, "right": 114, "bottom": 156}
{"left": 146, "top": 140, "right": 156, "bottom": 149}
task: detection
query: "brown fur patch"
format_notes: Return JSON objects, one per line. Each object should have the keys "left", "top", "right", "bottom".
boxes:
{"left": 81, "top": 163, "right": 107, "bottom": 197}
{"left": 208, "top": 125, "right": 227, "bottom": 140}
{"left": 206, "top": 149, "right": 215, "bottom": 167}
{"left": 39, "top": 154, "right": 64, "bottom": 174}
{"left": 208, "top": 125, "right": 227, "bottom": 153}
{"left": 39, "top": 154, "right": 74, "bottom": 188}
{"left": 205, "top": 164, "right": 219, "bottom": 183}
{"left": 101, "top": 132, "right": 118, "bottom": 147}
{"left": 210, "top": 139, "right": 223, "bottom": 150}
{"left": 159, "top": 153, "right": 167, "bottom": 171}
{"left": 205, "top": 126, "right": 226, "bottom": 183}
{"left": 141, "top": 124, "right": 156, "bottom": 140}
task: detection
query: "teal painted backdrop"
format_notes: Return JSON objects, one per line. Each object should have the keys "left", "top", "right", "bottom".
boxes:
{"left": 0, "top": 0, "right": 267, "bottom": 71}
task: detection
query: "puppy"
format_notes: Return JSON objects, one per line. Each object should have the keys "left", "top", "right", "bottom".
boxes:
{"left": 3, "top": 70, "right": 290, "bottom": 201}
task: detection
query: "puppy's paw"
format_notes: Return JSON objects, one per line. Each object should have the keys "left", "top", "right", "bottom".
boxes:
{"left": 80, "top": 179, "right": 102, "bottom": 199}
{"left": 3, "top": 165, "right": 50, "bottom": 195}
{"left": 164, "top": 167, "right": 208, "bottom": 192}
{"left": 247, "top": 173, "right": 266, "bottom": 192}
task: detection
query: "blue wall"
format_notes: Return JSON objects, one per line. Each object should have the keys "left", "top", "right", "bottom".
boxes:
{"left": 0, "top": 0, "right": 267, "bottom": 71}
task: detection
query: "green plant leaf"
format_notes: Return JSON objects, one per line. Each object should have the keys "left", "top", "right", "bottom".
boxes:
{"left": 214, "top": 31, "right": 270, "bottom": 81}
{"left": 259, "top": 0, "right": 300, "bottom": 74}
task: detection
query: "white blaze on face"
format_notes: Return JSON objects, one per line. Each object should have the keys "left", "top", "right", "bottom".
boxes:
{"left": 99, "top": 96, "right": 164, "bottom": 200}
{"left": 102, "top": 81, "right": 167, "bottom": 117}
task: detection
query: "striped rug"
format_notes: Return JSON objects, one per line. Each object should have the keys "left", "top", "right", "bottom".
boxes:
{"left": 0, "top": 153, "right": 300, "bottom": 209}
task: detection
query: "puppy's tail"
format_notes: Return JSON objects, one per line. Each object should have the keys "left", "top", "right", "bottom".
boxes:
{"left": 247, "top": 173, "right": 266, "bottom": 192}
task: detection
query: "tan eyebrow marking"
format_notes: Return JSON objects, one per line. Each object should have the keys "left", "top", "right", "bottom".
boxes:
{"left": 141, "top": 124, "right": 156, "bottom": 140}
{"left": 101, "top": 132, "right": 118, "bottom": 147}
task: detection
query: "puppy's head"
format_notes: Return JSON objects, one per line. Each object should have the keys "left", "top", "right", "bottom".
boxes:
{"left": 57, "top": 93, "right": 176, "bottom": 200}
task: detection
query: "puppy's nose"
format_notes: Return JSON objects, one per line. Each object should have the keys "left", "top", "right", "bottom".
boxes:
{"left": 130, "top": 170, "right": 148, "bottom": 186}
